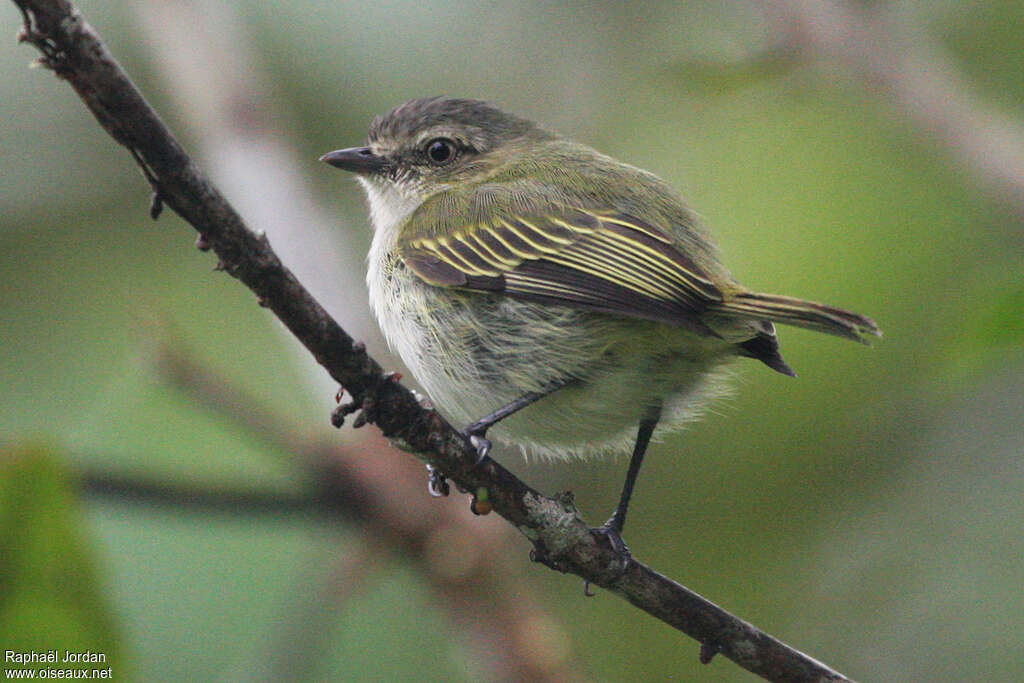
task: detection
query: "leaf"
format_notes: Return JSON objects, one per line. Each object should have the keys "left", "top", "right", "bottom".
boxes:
{"left": 0, "top": 445, "right": 123, "bottom": 676}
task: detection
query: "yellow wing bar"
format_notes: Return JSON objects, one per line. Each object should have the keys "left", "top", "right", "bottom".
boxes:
{"left": 402, "top": 209, "right": 723, "bottom": 329}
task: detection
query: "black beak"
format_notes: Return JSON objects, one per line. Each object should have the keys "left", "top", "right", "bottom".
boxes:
{"left": 319, "top": 146, "right": 388, "bottom": 174}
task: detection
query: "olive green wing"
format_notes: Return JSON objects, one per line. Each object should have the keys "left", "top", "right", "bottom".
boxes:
{"left": 399, "top": 207, "right": 725, "bottom": 336}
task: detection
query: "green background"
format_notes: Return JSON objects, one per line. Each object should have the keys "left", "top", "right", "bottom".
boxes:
{"left": 2, "top": 1, "right": 1021, "bottom": 680}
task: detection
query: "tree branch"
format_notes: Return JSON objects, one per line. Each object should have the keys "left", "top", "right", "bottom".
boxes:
{"left": 119, "top": 329, "right": 582, "bottom": 681}
{"left": 11, "top": 1, "right": 852, "bottom": 680}
{"left": 78, "top": 469, "right": 358, "bottom": 519}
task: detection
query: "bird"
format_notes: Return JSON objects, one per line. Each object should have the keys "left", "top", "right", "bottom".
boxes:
{"left": 321, "top": 96, "right": 879, "bottom": 554}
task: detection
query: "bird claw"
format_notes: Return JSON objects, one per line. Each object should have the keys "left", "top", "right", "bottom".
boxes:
{"left": 581, "top": 524, "right": 633, "bottom": 596}
{"left": 330, "top": 399, "right": 360, "bottom": 428}
{"left": 426, "top": 465, "right": 450, "bottom": 497}
{"left": 593, "top": 523, "right": 632, "bottom": 574}
{"left": 408, "top": 388, "right": 433, "bottom": 411}
{"left": 468, "top": 434, "right": 491, "bottom": 464}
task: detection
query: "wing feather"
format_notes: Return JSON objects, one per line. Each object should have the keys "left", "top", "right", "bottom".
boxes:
{"left": 401, "top": 208, "right": 724, "bottom": 334}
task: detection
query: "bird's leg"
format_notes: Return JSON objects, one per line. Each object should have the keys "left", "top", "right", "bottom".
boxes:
{"left": 463, "top": 379, "right": 570, "bottom": 464}
{"left": 595, "top": 404, "right": 662, "bottom": 563}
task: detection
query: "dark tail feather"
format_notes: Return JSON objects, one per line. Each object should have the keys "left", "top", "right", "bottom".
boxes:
{"left": 738, "top": 333, "right": 797, "bottom": 377}
{"left": 715, "top": 292, "right": 881, "bottom": 343}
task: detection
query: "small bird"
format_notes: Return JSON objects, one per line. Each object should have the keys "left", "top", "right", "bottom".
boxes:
{"left": 322, "top": 97, "right": 879, "bottom": 553}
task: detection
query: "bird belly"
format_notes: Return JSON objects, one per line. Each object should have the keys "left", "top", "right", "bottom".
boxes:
{"left": 370, "top": 254, "right": 735, "bottom": 460}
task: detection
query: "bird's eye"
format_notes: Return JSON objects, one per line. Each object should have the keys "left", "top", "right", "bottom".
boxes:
{"left": 425, "top": 138, "right": 456, "bottom": 164}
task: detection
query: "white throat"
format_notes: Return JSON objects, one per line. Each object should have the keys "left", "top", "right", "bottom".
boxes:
{"left": 358, "top": 177, "right": 425, "bottom": 249}
{"left": 361, "top": 176, "right": 428, "bottom": 353}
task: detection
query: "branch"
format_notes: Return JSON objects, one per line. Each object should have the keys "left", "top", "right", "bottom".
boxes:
{"left": 130, "top": 0, "right": 384, "bottom": 354}
{"left": 95, "top": 330, "right": 582, "bottom": 681}
{"left": 160, "top": 336, "right": 588, "bottom": 681}
{"left": 11, "top": 2, "right": 852, "bottom": 680}
{"left": 78, "top": 469, "right": 358, "bottom": 519}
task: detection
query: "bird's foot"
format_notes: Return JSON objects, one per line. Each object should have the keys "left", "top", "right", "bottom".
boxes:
{"left": 594, "top": 521, "right": 631, "bottom": 560}
{"left": 460, "top": 422, "right": 493, "bottom": 466}
{"left": 426, "top": 465, "right": 450, "bottom": 498}
{"left": 583, "top": 520, "right": 632, "bottom": 596}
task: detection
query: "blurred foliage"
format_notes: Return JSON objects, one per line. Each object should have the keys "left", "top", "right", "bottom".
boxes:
{"left": 0, "top": 446, "right": 123, "bottom": 676}
{"left": 1, "top": 0, "right": 1022, "bottom": 681}
{"left": 931, "top": 0, "right": 1024, "bottom": 108}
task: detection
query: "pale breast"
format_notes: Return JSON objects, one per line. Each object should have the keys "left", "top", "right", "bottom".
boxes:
{"left": 367, "top": 242, "right": 736, "bottom": 459}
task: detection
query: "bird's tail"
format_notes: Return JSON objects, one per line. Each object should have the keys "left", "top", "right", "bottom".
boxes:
{"left": 713, "top": 291, "right": 881, "bottom": 343}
